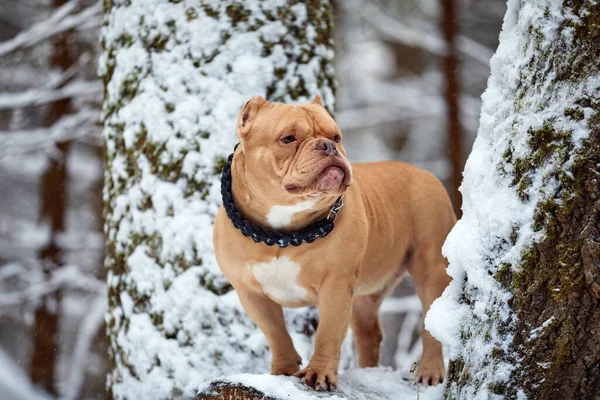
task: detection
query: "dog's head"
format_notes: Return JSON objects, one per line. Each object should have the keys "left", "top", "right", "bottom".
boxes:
{"left": 235, "top": 95, "right": 352, "bottom": 203}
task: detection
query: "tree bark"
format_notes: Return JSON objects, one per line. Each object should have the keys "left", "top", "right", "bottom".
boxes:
{"left": 101, "top": 1, "right": 336, "bottom": 398}
{"left": 198, "top": 381, "right": 277, "bottom": 400}
{"left": 429, "top": 1, "right": 600, "bottom": 399}
{"left": 29, "top": 0, "right": 74, "bottom": 393}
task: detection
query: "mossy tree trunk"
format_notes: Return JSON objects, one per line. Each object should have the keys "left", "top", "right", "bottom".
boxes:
{"left": 100, "top": 1, "right": 336, "bottom": 399}
{"left": 429, "top": 1, "right": 600, "bottom": 399}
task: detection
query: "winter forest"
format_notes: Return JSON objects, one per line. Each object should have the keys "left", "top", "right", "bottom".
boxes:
{"left": 0, "top": 0, "right": 598, "bottom": 399}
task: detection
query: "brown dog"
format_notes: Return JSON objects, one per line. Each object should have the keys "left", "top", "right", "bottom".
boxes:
{"left": 213, "top": 95, "right": 455, "bottom": 391}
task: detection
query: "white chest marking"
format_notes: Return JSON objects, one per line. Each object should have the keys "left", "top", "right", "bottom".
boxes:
{"left": 250, "top": 257, "right": 307, "bottom": 303}
{"left": 266, "top": 199, "right": 317, "bottom": 229}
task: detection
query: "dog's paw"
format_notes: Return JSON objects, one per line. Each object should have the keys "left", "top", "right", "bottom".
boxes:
{"left": 294, "top": 364, "right": 338, "bottom": 391}
{"left": 271, "top": 357, "right": 301, "bottom": 376}
{"left": 415, "top": 359, "right": 446, "bottom": 386}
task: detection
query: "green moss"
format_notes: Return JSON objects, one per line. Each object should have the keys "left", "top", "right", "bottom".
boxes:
{"left": 115, "top": 33, "right": 134, "bottom": 47}
{"left": 144, "top": 33, "right": 169, "bottom": 52}
{"left": 102, "top": 0, "right": 113, "bottom": 14}
{"left": 214, "top": 157, "right": 227, "bottom": 174}
{"left": 504, "top": 121, "right": 574, "bottom": 200}
{"left": 200, "top": 274, "right": 232, "bottom": 296}
{"left": 221, "top": 31, "right": 231, "bottom": 44}
{"left": 564, "top": 107, "right": 584, "bottom": 120}
{"left": 489, "top": 381, "right": 508, "bottom": 395}
{"left": 197, "top": 130, "right": 210, "bottom": 139}
{"left": 226, "top": 3, "right": 251, "bottom": 26}
{"left": 119, "top": 70, "right": 142, "bottom": 102}
{"left": 151, "top": 312, "right": 164, "bottom": 326}
{"left": 204, "top": 49, "right": 219, "bottom": 64}
{"left": 138, "top": 194, "right": 153, "bottom": 211}
{"left": 274, "top": 67, "right": 286, "bottom": 80}
{"left": 185, "top": 7, "right": 198, "bottom": 21}
{"left": 202, "top": 4, "right": 219, "bottom": 19}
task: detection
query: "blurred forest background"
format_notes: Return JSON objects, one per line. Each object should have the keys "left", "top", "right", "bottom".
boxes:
{"left": 0, "top": 0, "right": 504, "bottom": 399}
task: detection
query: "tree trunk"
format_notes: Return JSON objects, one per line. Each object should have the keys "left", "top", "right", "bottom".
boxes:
{"left": 441, "top": 0, "right": 463, "bottom": 217}
{"left": 30, "top": 0, "right": 74, "bottom": 393}
{"left": 427, "top": 0, "right": 600, "bottom": 399}
{"left": 100, "top": 1, "right": 336, "bottom": 398}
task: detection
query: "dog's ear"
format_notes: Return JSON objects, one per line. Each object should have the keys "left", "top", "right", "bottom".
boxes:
{"left": 237, "top": 96, "right": 267, "bottom": 136}
{"left": 312, "top": 94, "right": 323, "bottom": 107}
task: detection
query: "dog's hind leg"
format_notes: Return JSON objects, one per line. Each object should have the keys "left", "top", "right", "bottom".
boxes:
{"left": 351, "top": 294, "right": 384, "bottom": 368}
{"left": 408, "top": 243, "right": 452, "bottom": 386}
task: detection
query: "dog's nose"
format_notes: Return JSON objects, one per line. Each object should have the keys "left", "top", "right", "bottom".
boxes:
{"left": 316, "top": 139, "right": 337, "bottom": 156}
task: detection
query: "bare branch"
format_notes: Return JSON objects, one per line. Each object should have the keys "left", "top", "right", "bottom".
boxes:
{"left": 0, "top": 1, "right": 101, "bottom": 58}
{"left": 347, "top": 0, "right": 493, "bottom": 66}
{"left": 0, "top": 108, "right": 99, "bottom": 158}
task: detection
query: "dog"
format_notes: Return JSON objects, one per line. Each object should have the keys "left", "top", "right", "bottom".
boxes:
{"left": 213, "top": 95, "right": 455, "bottom": 391}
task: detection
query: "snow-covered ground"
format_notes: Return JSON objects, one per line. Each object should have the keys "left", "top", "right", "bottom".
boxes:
{"left": 199, "top": 368, "right": 445, "bottom": 400}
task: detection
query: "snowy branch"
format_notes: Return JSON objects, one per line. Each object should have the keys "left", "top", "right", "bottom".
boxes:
{"left": 0, "top": 65, "right": 52, "bottom": 87}
{"left": 0, "top": 80, "right": 101, "bottom": 110}
{"left": 0, "top": 108, "right": 99, "bottom": 157}
{"left": 0, "top": 264, "right": 105, "bottom": 307}
{"left": 380, "top": 295, "right": 422, "bottom": 314}
{"left": 63, "top": 295, "right": 107, "bottom": 400}
{"left": 0, "top": 349, "right": 52, "bottom": 400}
{"left": 348, "top": 0, "right": 493, "bottom": 66}
{"left": 337, "top": 105, "right": 434, "bottom": 131}
{"left": 0, "top": 0, "right": 101, "bottom": 58}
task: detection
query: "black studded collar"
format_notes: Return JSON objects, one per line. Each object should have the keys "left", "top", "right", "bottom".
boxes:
{"left": 220, "top": 144, "right": 344, "bottom": 247}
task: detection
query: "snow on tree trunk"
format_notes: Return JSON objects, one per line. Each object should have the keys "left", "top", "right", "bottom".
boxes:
{"left": 100, "top": 1, "right": 336, "bottom": 398}
{"left": 427, "top": 0, "right": 600, "bottom": 398}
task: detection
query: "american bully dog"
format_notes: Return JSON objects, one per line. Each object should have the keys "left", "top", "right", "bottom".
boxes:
{"left": 213, "top": 95, "right": 455, "bottom": 391}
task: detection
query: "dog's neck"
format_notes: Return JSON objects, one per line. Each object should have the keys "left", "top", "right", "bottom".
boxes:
{"left": 231, "top": 151, "right": 337, "bottom": 232}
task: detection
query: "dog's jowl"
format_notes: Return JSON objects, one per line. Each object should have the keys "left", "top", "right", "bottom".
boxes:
{"left": 213, "top": 95, "right": 455, "bottom": 391}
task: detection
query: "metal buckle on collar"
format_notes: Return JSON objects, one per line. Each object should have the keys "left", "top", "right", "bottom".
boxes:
{"left": 326, "top": 195, "right": 345, "bottom": 222}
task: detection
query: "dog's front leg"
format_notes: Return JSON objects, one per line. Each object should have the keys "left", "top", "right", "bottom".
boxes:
{"left": 236, "top": 289, "right": 302, "bottom": 375}
{"left": 294, "top": 276, "right": 354, "bottom": 391}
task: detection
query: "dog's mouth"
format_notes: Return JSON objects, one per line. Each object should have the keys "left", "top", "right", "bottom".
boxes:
{"left": 285, "top": 161, "right": 352, "bottom": 194}
{"left": 315, "top": 166, "right": 345, "bottom": 192}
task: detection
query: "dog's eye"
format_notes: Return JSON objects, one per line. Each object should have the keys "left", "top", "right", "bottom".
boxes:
{"left": 281, "top": 135, "right": 296, "bottom": 144}
{"left": 334, "top": 134, "right": 341, "bottom": 143}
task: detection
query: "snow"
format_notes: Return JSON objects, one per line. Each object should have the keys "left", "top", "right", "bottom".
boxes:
{"left": 426, "top": 0, "right": 595, "bottom": 398}
{"left": 199, "top": 368, "right": 445, "bottom": 400}
{"left": 101, "top": 1, "right": 340, "bottom": 398}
